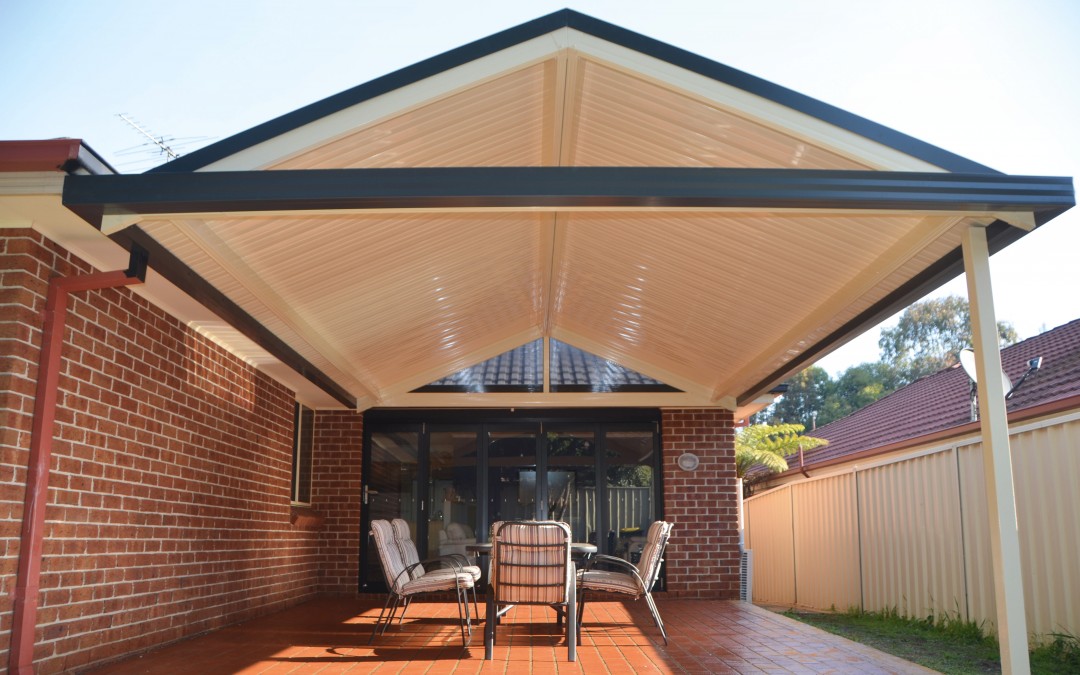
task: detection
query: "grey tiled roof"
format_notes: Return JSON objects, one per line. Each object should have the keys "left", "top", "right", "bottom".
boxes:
{"left": 427, "top": 340, "right": 542, "bottom": 388}
{"left": 421, "top": 339, "right": 671, "bottom": 391}
{"left": 800, "top": 318, "right": 1080, "bottom": 468}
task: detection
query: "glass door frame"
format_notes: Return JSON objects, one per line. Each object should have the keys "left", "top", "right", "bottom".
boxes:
{"left": 360, "top": 409, "right": 662, "bottom": 592}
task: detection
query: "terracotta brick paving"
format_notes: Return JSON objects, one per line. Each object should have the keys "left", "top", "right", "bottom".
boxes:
{"left": 82, "top": 597, "right": 934, "bottom": 674}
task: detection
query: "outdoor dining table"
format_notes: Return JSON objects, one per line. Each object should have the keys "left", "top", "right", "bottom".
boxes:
{"left": 465, "top": 541, "right": 597, "bottom": 558}
{"left": 465, "top": 541, "right": 597, "bottom": 623}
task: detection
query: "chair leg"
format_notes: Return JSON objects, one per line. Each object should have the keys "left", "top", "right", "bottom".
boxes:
{"left": 370, "top": 591, "right": 397, "bottom": 644}
{"left": 567, "top": 580, "right": 577, "bottom": 662}
{"left": 484, "top": 591, "right": 495, "bottom": 659}
{"left": 397, "top": 596, "right": 412, "bottom": 624}
{"left": 576, "top": 588, "right": 587, "bottom": 639}
{"left": 643, "top": 591, "right": 668, "bottom": 645}
{"left": 455, "top": 581, "right": 471, "bottom": 647}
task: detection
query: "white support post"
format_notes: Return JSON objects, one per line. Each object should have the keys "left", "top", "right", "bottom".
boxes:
{"left": 961, "top": 225, "right": 1030, "bottom": 675}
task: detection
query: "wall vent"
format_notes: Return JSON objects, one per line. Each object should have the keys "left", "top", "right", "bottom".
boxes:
{"left": 740, "top": 549, "right": 753, "bottom": 602}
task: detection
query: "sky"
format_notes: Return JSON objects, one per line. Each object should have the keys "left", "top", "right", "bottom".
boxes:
{"left": 2, "top": 0, "right": 1078, "bottom": 375}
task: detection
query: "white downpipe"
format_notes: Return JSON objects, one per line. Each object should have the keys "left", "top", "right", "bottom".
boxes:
{"left": 737, "top": 477, "right": 745, "bottom": 549}
{"left": 962, "top": 225, "right": 1031, "bottom": 675}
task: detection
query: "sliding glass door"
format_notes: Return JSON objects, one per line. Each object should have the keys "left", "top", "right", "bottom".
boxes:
{"left": 360, "top": 410, "right": 660, "bottom": 591}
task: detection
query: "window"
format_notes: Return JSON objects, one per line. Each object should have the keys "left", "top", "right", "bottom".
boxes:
{"left": 291, "top": 403, "right": 314, "bottom": 504}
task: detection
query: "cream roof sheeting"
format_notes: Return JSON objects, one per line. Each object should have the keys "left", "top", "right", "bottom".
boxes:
{"left": 52, "top": 11, "right": 1073, "bottom": 412}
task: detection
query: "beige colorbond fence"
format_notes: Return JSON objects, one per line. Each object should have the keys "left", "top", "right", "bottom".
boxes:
{"left": 744, "top": 411, "right": 1080, "bottom": 641}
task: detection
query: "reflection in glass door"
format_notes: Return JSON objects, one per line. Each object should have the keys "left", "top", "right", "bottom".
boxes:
{"left": 486, "top": 428, "right": 539, "bottom": 525}
{"left": 362, "top": 430, "right": 419, "bottom": 590}
{"left": 545, "top": 429, "right": 596, "bottom": 545}
{"left": 429, "top": 429, "right": 479, "bottom": 559}
{"left": 605, "top": 430, "right": 656, "bottom": 563}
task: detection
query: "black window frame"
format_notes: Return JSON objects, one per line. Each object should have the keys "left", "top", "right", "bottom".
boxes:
{"left": 291, "top": 402, "right": 315, "bottom": 505}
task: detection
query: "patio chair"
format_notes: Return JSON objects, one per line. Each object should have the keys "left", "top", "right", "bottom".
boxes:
{"left": 369, "top": 519, "right": 475, "bottom": 646}
{"left": 390, "top": 518, "right": 481, "bottom": 622}
{"left": 484, "top": 520, "right": 576, "bottom": 661}
{"left": 577, "top": 520, "right": 673, "bottom": 645}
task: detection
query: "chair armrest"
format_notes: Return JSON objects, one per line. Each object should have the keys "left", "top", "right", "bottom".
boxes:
{"left": 418, "top": 556, "right": 465, "bottom": 572}
{"left": 583, "top": 554, "right": 635, "bottom": 573}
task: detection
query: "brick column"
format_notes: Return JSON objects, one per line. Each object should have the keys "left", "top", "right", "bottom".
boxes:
{"left": 661, "top": 409, "right": 740, "bottom": 599}
{"left": 312, "top": 410, "right": 363, "bottom": 594}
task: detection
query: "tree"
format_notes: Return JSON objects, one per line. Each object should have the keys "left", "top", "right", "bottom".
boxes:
{"left": 817, "top": 362, "right": 899, "bottom": 426}
{"left": 735, "top": 423, "right": 828, "bottom": 480}
{"left": 757, "top": 366, "right": 831, "bottom": 429}
{"left": 879, "top": 295, "right": 1017, "bottom": 386}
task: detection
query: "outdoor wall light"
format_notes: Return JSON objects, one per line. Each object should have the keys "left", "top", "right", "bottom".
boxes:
{"left": 677, "top": 452, "right": 699, "bottom": 471}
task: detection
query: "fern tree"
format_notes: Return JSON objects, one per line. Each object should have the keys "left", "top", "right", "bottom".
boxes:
{"left": 734, "top": 423, "right": 828, "bottom": 548}
{"left": 735, "top": 423, "right": 828, "bottom": 480}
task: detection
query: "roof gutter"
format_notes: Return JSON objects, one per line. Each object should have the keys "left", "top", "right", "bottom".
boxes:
{"left": 0, "top": 139, "right": 116, "bottom": 175}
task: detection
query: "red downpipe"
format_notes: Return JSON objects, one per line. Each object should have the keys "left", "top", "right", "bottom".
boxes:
{"left": 10, "top": 259, "right": 145, "bottom": 675}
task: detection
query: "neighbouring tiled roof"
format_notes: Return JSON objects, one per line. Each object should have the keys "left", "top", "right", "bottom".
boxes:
{"left": 420, "top": 339, "right": 673, "bottom": 391}
{"left": 799, "top": 317, "right": 1080, "bottom": 468}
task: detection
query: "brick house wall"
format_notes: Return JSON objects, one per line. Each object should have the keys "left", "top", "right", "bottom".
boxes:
{"left": 661, "top": 408, "right": 740, "bottom": 599}
{"left": 311, "top": 410, "right": 363, "bottom": 593}
{"left": 0, "top": 229, "right": 362, "bottom": 673}
{"left": 0, "top": 226, "right": 739, "bottom": 670}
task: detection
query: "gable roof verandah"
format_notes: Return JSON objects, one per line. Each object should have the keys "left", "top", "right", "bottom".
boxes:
{"left": 38, "top": 9, "right": 1073, "bottom": 416}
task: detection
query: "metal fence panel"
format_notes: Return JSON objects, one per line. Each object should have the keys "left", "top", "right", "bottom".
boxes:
{"left": 791, "top": 473, "right": 862, "bottom": 611}
{"left": 745, "top": 486, "right": 795, "bottom": 605}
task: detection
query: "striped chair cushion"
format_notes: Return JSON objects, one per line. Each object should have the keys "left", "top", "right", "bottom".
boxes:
{"left": 390, "top": 518, "right": 481, "bottom": 582}
{"left": 635, "top": 521, "right": 673, "bottom": 589}
{"left": 492, "top": 521, "right": 571, "bottom": 605}
{"left": 371, "top": 519, "right": 409, "bottom": 593}
{"left": 578, "top": 569, "right": 640, "bottom": 596}
{"left": 399, "top": 570, "right": 474, "bottom": 597}
{"left": 390, "top": 519, "right": 426, "bottom": 579}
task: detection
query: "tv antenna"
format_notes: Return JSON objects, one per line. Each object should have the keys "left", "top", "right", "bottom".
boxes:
{"left": 958, "top": 348, "right": 1042, "bottom": 422}
{"left": 117, "top": 113, "right": 180, "bottom": 161}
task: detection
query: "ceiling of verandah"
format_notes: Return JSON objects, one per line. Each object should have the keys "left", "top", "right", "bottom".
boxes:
{"left": 81, "top": 13, "right": 1050, "bottom": 414}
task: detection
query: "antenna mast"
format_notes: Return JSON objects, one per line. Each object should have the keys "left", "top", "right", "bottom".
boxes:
{"left": 117, "top": 113, "right": 180, "bottom": 161}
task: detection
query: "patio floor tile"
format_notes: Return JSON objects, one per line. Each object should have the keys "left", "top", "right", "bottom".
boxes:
{"left": 81, "top": 597, "right": 934, "bottom": 674}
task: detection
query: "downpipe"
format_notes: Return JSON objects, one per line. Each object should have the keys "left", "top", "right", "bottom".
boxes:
{"left": 9, "top": 246, "right": 147, "bottom": 675}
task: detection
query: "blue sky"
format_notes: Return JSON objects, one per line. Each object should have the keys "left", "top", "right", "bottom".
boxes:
{"left": 2, "top": 0, "right": 1077, "bottom": 374}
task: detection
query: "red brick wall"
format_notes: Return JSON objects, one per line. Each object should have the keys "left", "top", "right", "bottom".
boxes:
{"left": 311, "top": 410, "right": 363, "bottom": 593}
{"left": 661, "top": 408, "right": 740, "bottom": 599}
{"left": 0, "top": 230, "right": 361, "bottom": 672}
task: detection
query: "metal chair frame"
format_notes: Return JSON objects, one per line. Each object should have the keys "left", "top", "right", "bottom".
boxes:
{"left": 369, "top": 519, "right": 475, "bottom": 646}
{"left": 577, "top": 521, "right": 673, "bottom": 645}
{"left": 389, "top": 518, "right": 481, "bottom": 625}
{"left": 484, "top": 520, "right": 577, "bottom": 661}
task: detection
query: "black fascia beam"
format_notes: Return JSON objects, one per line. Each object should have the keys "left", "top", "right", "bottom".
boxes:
{"left": 63, "top": 168, "right": 1074, "bottom": 227}
{"left": 110, "top": 225, "right": 358, "bottom": 409}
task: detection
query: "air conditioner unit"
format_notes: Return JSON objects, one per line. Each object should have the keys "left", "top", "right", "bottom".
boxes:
{"left": 739, "top": 549, "right": 753, "bottom": 602}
